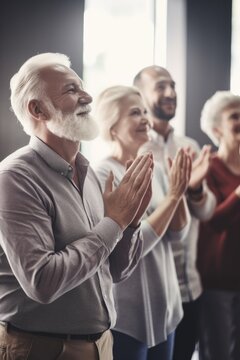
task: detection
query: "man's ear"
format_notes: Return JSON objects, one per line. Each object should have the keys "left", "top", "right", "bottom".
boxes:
{"left": 28, "top": 100, "right": 49, "bottom": 121}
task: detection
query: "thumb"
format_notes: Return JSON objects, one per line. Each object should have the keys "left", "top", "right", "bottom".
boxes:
{"left": 104, "top": 171, "right": 114, "bottom": 194}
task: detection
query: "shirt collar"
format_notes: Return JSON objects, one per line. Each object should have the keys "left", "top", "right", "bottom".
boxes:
{"left": 150, "top": 125, "right": 174, "bottom": 143}
{"left": 29, "top": 136, "right": 89, "bottom": 180}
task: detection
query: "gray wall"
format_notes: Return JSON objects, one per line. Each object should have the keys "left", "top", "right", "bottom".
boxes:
{"left": 185, "top": 0, "right": 232, "bottom": 147}
{"left": 0, "top": 0, "right": 85, "bottom": 160}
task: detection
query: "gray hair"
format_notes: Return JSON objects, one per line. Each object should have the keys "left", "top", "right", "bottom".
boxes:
{"left": 200, "top": 91, "right": 240, "bottom": 146}
{"left": 94, "top": 85, "right": 141, "bottom": 142}
{"left": 10, "top": 52, "right": 71, "bottom": 135}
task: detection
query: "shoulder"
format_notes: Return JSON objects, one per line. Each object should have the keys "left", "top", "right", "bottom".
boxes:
{"left": 0, "top": 147, "right": 45, "bottom": 204}
{"left": 208, "top": 154, "right": 225, "bottom": 173}
{"left": 0, "top": 145, "right": 37, "bottom": 176}
{"left": 94, "top": 157, "right": 120, "bottom": 176}
{"left": 205, "top": 154, "right": 225, "bottom": 184}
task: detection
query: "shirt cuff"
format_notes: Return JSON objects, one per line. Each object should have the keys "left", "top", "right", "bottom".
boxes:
{"left": 188, "top": 191, "right": 207, "bottom": 206}
{"left": 94, "top": 217, "right": 123, "bottom": 252}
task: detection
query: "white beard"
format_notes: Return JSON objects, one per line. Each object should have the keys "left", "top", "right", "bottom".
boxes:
{"left": 46, "top": 106, "right": 99, "bottom": 142}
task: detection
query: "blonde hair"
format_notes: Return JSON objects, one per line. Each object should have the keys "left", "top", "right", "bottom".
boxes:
{"left": 200, "top": 91, "right": 240, "bottom": 146}
{"left": 10, "top": 52, "right": 71, "bottom": 135}
{"left": 94, "top": 85, "right": 141, "bottom": 142}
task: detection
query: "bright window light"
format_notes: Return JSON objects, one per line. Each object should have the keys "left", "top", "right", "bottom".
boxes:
{"left": 231, "top": 0, "right": 240, "bottom": 95}
{"left": 82, "top": 0, "right": 166, "bottom": 166}
{"left": 154, "top": 0, "right": 168, "bottom": 66}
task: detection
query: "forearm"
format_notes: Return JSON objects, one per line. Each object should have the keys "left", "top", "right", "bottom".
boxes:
{"left": 169, "top": 196, "right": 189, "bottom": 231}
{"left": 0, "top": 214, "right": 122, "bottom": 304}
{"left": 110, "top": 225, "right": 143, "bottom": 282}
{"left": 147, "top": 194, "right": 180, "bottom": 236}
{"left": 188, "top": 184, "right": 216, "bottom": 221}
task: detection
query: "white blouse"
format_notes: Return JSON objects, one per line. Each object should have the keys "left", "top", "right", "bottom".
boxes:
{"left": 95, "top": 157, "right": 187, "bottom": 347}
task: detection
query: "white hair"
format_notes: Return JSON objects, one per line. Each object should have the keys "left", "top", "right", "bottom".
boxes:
{"left": 94, "top": 85, "right": 141, "bottom": 142}
{"left": 200, "top": 91, "right": 240, "bottom": 146}
{"left": 10, "top": 52, "right": 71, "bottom": 135}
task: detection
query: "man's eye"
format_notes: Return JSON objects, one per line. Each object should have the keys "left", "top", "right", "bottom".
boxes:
{"left": 67, "top": 88, "right": 75, "bottom": 93}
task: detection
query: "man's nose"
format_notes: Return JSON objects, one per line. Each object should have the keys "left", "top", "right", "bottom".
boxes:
{"left": 164, "top": 85, "right": 175, "bottom": 98}
{"left": 78, "top": 91, "right": 93, "bottom": 104}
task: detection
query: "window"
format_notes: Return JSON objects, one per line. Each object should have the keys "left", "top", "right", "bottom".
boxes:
{"left": 82, "top": 0, "right": 166, "bottom": 166}
{"left": 231, "top": 0, "right": 240, "bottom": 95}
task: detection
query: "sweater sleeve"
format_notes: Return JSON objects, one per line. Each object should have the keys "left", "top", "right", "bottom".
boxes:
{"left": 187, "top": 182, "right": 216, "bottom": 221}
{"left": 208, "top": 191, "right": 240, "bottom": 230}
{"left": 205, "top": 161, "right": 240, "bottom": 230}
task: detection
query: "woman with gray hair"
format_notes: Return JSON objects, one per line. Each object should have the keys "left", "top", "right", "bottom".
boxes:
{"left": 94, "top": 85, "right": 192, "bottom": 360}
{"left": 197, "top": 91, "right": 240, "bottom": 360}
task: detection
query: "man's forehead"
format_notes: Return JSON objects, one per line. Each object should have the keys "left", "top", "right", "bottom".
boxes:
{"left": 142, "top": 67, "right": 173, "bottom": 84}
{"left": 150, "top": 68, "right": 172, "bottom": 79}
{"left": 40, "top": 65, "right": 82, "bottom": 85}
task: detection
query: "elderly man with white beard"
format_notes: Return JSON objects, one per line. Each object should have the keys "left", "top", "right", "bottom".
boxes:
{"left": 0, "top": 53, "right": 153, "bottom": 360}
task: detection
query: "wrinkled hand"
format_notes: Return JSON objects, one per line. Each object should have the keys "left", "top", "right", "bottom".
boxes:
{"left": 126, "top": 154, "right": 154, "bottom": 227}
{"left": 188, "top": 145, "right": 212, "bottom": 190}
{"left": 167, "top": 148, "right": 192, "bottom": 199}
{"left": 103, "top": 153, "right": 153, "bottom": 229}
{"left": 184, "top": 145, "right": 197, "bottom": 161}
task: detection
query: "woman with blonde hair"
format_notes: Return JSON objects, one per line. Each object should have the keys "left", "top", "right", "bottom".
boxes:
{"left": 94, "top": 85, "right": 192, "bottom": 360}
{"left": 198, "top": 91, "right": 240, "bottom": 360}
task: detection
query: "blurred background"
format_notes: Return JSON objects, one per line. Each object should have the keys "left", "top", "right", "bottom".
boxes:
{"left": 0, "top": 0, "right": 239, "bottom": 165}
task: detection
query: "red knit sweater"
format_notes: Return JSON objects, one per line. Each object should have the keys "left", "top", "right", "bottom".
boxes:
{"left": 197, "top": 154, "right": 240, "bottom": 291}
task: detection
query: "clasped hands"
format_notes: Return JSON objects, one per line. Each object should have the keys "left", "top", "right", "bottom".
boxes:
{"left": 103, "top": 144, "right": 213, "bottom": 229}
{"left": 167, "top": 145, "right": 213, "bottom": 199}
{"left": 103, "top": 153, "right": 153, "bottom": 229}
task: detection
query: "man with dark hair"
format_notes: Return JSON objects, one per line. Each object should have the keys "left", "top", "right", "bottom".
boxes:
{"left": 134, "top": 65, "right": 216, "bottom": 360}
